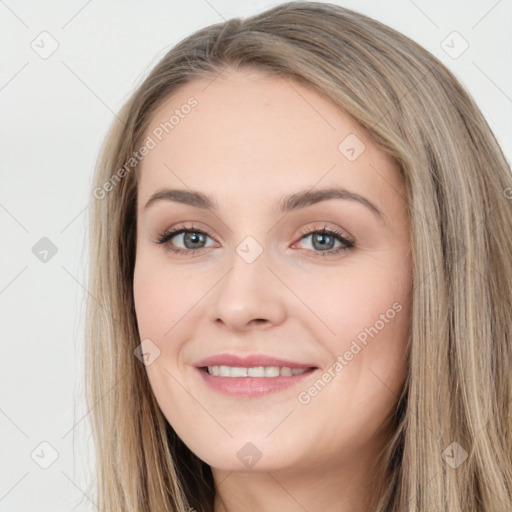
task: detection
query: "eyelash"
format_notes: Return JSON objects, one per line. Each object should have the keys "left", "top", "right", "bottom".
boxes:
{"left": 155, "top": 223, "right": 355, "bottom": 259}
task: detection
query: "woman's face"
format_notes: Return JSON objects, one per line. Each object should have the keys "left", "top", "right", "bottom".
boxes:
{"left": 133, "top": 69, "right": 412, "bottom": 475}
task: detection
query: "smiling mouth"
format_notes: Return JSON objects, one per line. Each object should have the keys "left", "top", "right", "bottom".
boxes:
{"left": 202, "top": 365, "right": 316, "bottom": 377}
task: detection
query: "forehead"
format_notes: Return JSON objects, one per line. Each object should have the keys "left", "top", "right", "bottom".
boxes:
{"left": 137, "top": 70, "right": 402, "bottom": 211}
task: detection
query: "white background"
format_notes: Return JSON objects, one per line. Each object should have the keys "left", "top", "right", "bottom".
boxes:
{"left": 1, "top": 0, "right": 511, "bottom": 510}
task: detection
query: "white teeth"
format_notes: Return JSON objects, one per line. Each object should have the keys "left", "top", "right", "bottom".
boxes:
{"left": 219, "top": 365, "right": 231, "bottom": 377}
{"left": 206, "top": 366, "right": 309, "bottom": 377}
{"left": 230, "top": 366, "right": 247, "bottom": 377}
{"left": 248, "top": 366, "right": 265, "bottom": 377}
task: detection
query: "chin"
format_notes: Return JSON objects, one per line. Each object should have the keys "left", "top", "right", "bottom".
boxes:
{"left": 182, "top": 435, "right": 298, "bottom": 472}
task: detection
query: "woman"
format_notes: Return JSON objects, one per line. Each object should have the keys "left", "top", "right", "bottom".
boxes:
{"left": 85, "top": 2, "right": 512, "bottom": 511}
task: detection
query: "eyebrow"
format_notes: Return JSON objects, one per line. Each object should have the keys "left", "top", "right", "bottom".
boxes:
{"left": 144, "top": 187, "right": 383, "bottom": 219}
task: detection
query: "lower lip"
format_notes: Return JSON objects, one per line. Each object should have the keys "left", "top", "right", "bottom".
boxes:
{"left": 195, "top": 367, "right": 318, "bottom": 398}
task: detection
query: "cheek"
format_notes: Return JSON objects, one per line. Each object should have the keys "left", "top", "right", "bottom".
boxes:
{"left": 133, "top": 263, "right": 166, "bottom": 339}
{"left": 292, "top": 270, "right": 410, "bottom": 446}
{"left": 311, "top": 265, "right": 410, "bottom": 342}
{"left": 314, "top": 263, "right": 411, "bottom": 392}
{"left": 133, "top": 256, "right": 195, "bottom": 340}
{"left": 132, "top": 258, "right": 192, "bottom": 416}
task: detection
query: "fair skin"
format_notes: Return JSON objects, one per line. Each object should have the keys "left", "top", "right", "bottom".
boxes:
{"left": 133, "top": 68, "right": 412, "bottom": 512}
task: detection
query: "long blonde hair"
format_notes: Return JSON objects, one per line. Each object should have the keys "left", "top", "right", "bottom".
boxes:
{"left": 85, "top": 2, "right": 512, "bottom": 510}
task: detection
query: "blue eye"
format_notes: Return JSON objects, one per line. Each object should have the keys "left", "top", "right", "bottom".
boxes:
{"left": 156, "top": 224, "right": 215, "bottom": 254}
{"left": 156, "top": 223, "right": 355, "bottom": 258}
{"left": 295, "top": 226, "right": 355, "bottom": 257}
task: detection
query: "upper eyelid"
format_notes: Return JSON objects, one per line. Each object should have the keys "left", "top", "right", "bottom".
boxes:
{"left": 159, "top": 223, "right": 346, "bottom": 237}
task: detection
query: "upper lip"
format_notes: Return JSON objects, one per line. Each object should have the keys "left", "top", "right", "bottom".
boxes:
{"left": 194, "top": 353, "right": 317, "bottom": 370}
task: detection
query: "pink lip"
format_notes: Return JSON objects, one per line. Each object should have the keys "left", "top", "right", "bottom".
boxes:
{"left": 193, "top": 353, "right": 318, "bottom": 398}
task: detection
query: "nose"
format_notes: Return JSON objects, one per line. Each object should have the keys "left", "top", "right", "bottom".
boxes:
{"left": 208, "top": 246, "right": 287, "bottom": 333}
